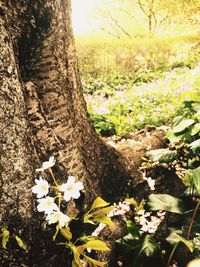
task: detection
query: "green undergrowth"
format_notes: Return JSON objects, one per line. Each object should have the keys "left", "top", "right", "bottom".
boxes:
{"left": 83, "top": 63, "right": 200, "bottom": 136}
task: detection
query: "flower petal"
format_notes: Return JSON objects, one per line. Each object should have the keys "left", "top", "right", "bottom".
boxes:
{"left": 67, "top": 176, "right": 75, "bottom": 184}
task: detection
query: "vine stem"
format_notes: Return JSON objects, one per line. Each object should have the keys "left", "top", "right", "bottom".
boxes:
{"left": 48, "top": 168, "right": 58, "bottom": 187}
{"left": 167, "top": 242, "right": 179, "bottom": 267}
{"left": 184, "top": 199, "right": 200, "bottom": 264}
{"left": 186, "top": 199, "right": 200, "bottom": 240}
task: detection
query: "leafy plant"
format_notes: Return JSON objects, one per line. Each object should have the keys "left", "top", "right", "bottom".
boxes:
{"left": 137, "top": 103, "right": 200, "bottom": 266}
{"left": 89, "top": 113, "right": 116, "bottom": 136}
{"left": 116, "top": 218, "right": 160, "bottom": 267}
{"left": 84, "top": 197, "right": 115, "bottom": 227}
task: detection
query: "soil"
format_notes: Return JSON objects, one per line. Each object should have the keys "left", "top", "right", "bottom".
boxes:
{"left": 105, "top": 125, "right": 186, "bottom": 199}
{"left": 104, "top": 126, "right": 165, "bottom": 182}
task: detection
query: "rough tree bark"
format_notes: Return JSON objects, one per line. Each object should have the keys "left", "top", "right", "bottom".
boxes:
{"left": 0, "top": 0, "right": 129, "bottom": 266}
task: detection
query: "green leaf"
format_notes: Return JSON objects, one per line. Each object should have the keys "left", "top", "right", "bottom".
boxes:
{"left": 72, "top": 259, "right": 81, "bottom": 267}
{"left": 83, "top": 240, "right": 110, "bottom": 251}
{"left": 76, "top": 239, "right": 110, "bottom": 254}
{"left": 173, "top": 116, "right": 184, "bottom": 126}
{"left": 84, "top": 198, "right": 114, "bottom": 226}
{"left": 60, "top": 226, "right": 72, "bottom": 241}
{"left": 175, "top": 234, "right": 194, "bottom": 252}
{"left": 83, "top": 218, "right": 96, "bottom": 225}
{"left": 94, "top": 216, "right": 115, "bottom": 227}
{"left": 126, "top": 198, "right": 138, "bottom": 207}
{"left": 116, "top": 233, "right": 140, "bottom": 252}
{"left": 1, "top": 228, "right": 9, "bottom": 249}
{"left": 166, "top": 228, "right": 183, "bottom": 245}
{"left": 83, "top": 255, "right": 106, "bottom": 267}
{"left": 139, "top": 235, "right": 159, "bottom": 257}
{"left": 90, "top": 197, "right": 110, "bottom": 211}
{"left": 147, "top": 194, "right": 184, "bottom": 214}
{"left": 184, "top": 167, "right": 200, "bottom": 195}
{"left": 126, "top": 220, "right": 140, "bottom": 240}
{"left": 136, "top": 199, "right": 145, "bottom": 212}
{"left": 190, "top": 123, "right": 200, "bottom": 136}
{"left": 78, "top": 235, "right": 97, "bottom": 243}
{"left": 172, "top": 119, "right": 195, "bottom": 133}
{"left": 193, "top": 235, "right": 200, "bottom": 250}
{"left": 71, "top": 245, "right": 82, "bottom": 267}
{"left": 145, "top": 149, "right": 177, "bottom": 163}
{"left": 189, "top": 139, "right": 200, "bottom": 150}
{"left": 15, "top": 236, "right": 27, "bottom": 251}
{"left": 166, "top": 130, "right": 184, "bottom": 143}
{"left": 91, "top": 206, "right": 114, "bottom": 217}
{"left": 84, "top": 206, "right": 115, "bottom": 227}
{"left": 193, "top": 174, "right": 200, "bottom": 195}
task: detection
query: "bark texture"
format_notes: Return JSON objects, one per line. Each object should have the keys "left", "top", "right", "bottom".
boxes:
{"left": 0, "top": 15, "right": 33, "bottom": 265}
{"left": 0, "top": 0, "right": 129, "bottom": 265}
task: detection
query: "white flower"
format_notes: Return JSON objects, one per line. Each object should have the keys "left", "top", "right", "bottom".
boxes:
{"left": 136, "top": 210, "right": 151, "bottom": 217}
{"left": 32, "top": 177, "right": 49, "bottom": 198}
{"left": 36, "top": 156, "right": 56, "bottom": 172}
{"left": 37, "top": 197, "right": 58, "bottom": 214}
{"left": 157, "top": 211, "right": 166, "bottom": 219}
{"left": 136, "top": 209, "right": 145, "bottom": 216}
{"left": 134, "top": 216, "right": 140, "bottom": 223}
{"left": 140, "top": 223, "right": 149, "bottom": 233}
{"left": 59, "top": 176, "right": 84, "bottom": 202}
{"left": 144, "top": 177, "right": 155, "bottom": 191}
{"left": 46, "top": 210, "right": 70, "bottom": 228}
{"left": 139, "top": 215, "right": 148, "bottom": 226}
{"left": 146, "top": 224, "right": 158, "bottom": 234}
{"left": 93, "top": 106, "right": 110, "bottom": 115}
{"left": 150, "top": 216, "right": 161, "bottom": 227}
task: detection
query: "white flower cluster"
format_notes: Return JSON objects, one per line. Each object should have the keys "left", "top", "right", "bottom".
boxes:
{"left": 107, "top": 200, "right": 131, "bottom": 217}
{"left": 134, "top": 210, "right": 166, "bottom": 234}
{"left": 32, "top": 156, "right": 84, "bottom": 228}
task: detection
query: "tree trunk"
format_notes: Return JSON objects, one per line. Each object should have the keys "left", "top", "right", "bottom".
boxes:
{"left": 0, "top": 13, "right": 34, "bottom": 266}
{"left": 0, "top": 0, "right": 129, "bottom": 265}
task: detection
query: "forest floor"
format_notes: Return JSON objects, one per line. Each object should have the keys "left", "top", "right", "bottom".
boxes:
{"left": 83, "top": 62, "right": 200, "bottom": 137}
